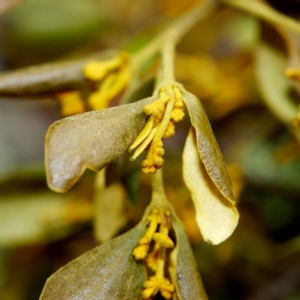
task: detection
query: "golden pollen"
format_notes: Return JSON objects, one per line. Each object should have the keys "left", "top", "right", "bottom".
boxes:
{"left": 132, "top": 209, "right": 175, "bottom": 300}
{"left": 129, "top": 84, "right": 185, "bottom": 173}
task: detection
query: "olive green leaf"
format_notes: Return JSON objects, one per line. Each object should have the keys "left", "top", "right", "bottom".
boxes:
{"left": 255, "top": 42, "right": 300, "bottom": 141}
{"left": 0, "top": 50, "right": 117, "bottom": 96}
{"left": 40, "top": 222, "right": 147, "bottom": 300}
{"left": 170, "top": 215, "right": 208, "bottom": 300}
{"left": 182, "top": 91, "right": 236, "bottom": 204}
{"left": 182, "top": 128, "right": 239, "bottom": 245}
{"left": 45, "top": 97, "right": 154, "bottom": 193}
{"left": 222, "top": 0, "right": 300, "bottom": 34}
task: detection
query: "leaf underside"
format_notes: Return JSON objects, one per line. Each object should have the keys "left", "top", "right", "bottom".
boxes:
{"left": 40, "top": 222, "right": 147, "bottom": 300}
{"left": 182, "top": 91, "right": 236, "bottom": 204}
{"left": 183, "top": 129, "right": 239, "bottom": 245}
{"left": 0, "top": 50, "right": 118, "bottom": 96}
{"left": 45, "top": 97, "right": 154, "bottom": 192}
{"left": 170, "top": 216, "right": 208, "bottom": 300}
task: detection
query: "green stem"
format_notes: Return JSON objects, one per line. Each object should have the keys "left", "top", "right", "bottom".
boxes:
{"left": 222, "top": 0, "right": 300, "bottom": 34}
{"left": 161, "top": 33, "right": 177, "bottom": 81}
{"left": 132, "top": 0, "right": 215, "bottom": 70}
{"left": 150, "top": 169, "right": 169, "bottom": 207}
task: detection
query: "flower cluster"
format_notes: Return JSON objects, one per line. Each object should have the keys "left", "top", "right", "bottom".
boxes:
{"left": 129, "top": 85, "right": 185, "bottom": 173}
{"left": 133, "top": 209, "right": 175, "bottom": 299}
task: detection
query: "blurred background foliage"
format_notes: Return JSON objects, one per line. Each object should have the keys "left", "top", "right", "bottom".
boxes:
{"left": 0, "top": 0, "right": 300, "bottom": 299}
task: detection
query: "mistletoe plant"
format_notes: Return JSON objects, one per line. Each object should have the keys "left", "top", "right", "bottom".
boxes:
{"left": 1, "top": 0, "right": 300, "bottom": 299}
{"left": 40, "top": 5, "right": 238, "bottom": 300}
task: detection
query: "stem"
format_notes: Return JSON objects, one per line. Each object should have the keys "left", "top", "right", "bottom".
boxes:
{"left": 222, "top": 0, "right": 300, "bottom": 34}
{"left": 155, "top": 247, "right": 166, "bottom": 280}
{"left": 161, "top": 34, "right": 177, "bottom": 81}
{"left": 150, "top": 169, "right": 169, "bottom": 207}
{"left": 132, "top": 0, "right": 215, "bottom": 69}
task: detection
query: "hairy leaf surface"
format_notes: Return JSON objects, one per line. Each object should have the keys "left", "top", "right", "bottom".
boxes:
{"left": 40, "top": 222, "right": 147, "bottom": 300}
{"left": 45, "top": 97, "right": 154, "bottom": 192}
{"left": 0, "top": 50, "right": 117, "bottom": 96}
{"left": 182, "top": 129, "right": 239, "bottom": 245}
{"left": 170, "top": 215, "right": 208, "bottom": 300}
{"left": 182, "top": 91, "right": 235, "bottom": 204}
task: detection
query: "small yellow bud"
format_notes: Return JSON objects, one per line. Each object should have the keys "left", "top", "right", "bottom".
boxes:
{"left": 143, "top": 104, "right": 153, "bottom": 115}
{"left": 141, "top": 276, "right": 174, "bottom": 299}
{"left": 174, "top": 99, "right": 184, "bottom": 108}
{"left": 142, "top": 277, "right": 158, "bottom": 298}
{"left": 143, "top": 277, "right": 156, "bottom": 288}
{"left": 57, "top": 91, "right": 85, "bottom": 116}
{"left": 83, "top": 61, "right": 107, "bottom": 81}
{"left": 141, "top": 159, "right": 151, "bottom": 167}
{"left": 171, "top": 108, "right": 185, "bottom": 122}
{"left": 88, "top": 91, "right": 109, "bottom": 110}
{"left": 153, "top": 138, "right": 163, "bottom": 148}
{"left": 163, "top": 121, "right": 175, "bottom": 139}
{"left": 155, "top": 147, "right": 164, "bottom": 156}
{"left": 148, "top": 211, "right": 161, "bottom": 222}
{"left": 161, "top": 289, "right": 174, "bottom": 299}
{"left": 159, "top": 95, "right": 171, "bottom": 104}
{"left": 132, "top": 244, "right": 149, "bottom": 260}
{"left": 157, "top": 103, "right": 165, "bottom": 113}
{"left": 142, "top": 286, "right": 156, "bottom": 299}
{"left": 143, "top": 166, "right": 157, "bottom": 174}
{"left": 152, "top": 107, "right": 160, "bottom": 117}
{"left": 154, "top": 156, "right": 164, "bottom": 167}
{"left": 83, "top": 53, "right": 128, "bottom": 81}
{"left": 152, "top": 233, "right": 174, "bottom": 248}
{"left": 160, "top": 278, "right": 174, "bottom": 299}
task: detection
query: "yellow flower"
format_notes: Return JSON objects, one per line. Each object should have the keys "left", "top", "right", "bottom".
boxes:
{"left": 45, "top": 80, "right": 239, "bottom": 245}
{"left": 128, "top": 81, "right": 239, "bottom": 245}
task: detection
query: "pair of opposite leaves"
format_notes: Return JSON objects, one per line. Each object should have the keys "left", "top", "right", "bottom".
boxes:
{"left": 42, "top": 88, "right": 239, "bottom": 299}
{"left": 45, "top": 87, "right": 239, "bottom": 246}
{"left": 40, "top": 205, "right": 208, "bottom": 300}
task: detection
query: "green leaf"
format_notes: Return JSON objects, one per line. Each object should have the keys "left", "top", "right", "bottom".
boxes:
{"left": 0, "top": 50, "right": 117, "bottom": 96}
{"left": 7, "top": 0, "right": 104, "bottom": 46}
{"left": 182, "top": 129, "right": 239, "bottom": 245}
{"left": 170, "top": 215, "right": 208, "bottom": 300}
{"left": 256, "top": 42, "right": 297, "bottom": 124}
{"left": 40, "top": 222, "right": 147, "bottom": 300}
{"left": 255, "top": 42, "right": 300, "bottom": 142}
{"left": 45, "top": 97, "right": 154, "bottom": 193}
{"left": 182, "top": 91, "right": 236, "bottom": 204}
{"left": 222, "top": 0, "right": 300, "bottom": 34}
